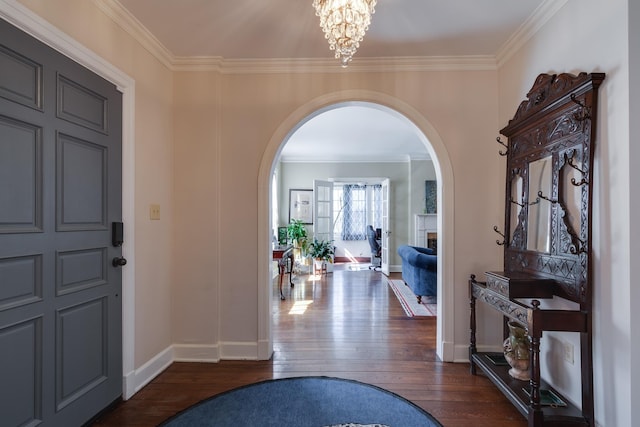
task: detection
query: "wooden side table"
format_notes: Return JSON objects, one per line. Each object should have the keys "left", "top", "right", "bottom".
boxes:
{"left": 273, "top": 245, "right": 294, "bottom": 300}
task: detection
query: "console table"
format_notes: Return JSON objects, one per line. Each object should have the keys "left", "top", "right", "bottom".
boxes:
{"left": 273, "top": 245, "right": 294, "bottom": 300}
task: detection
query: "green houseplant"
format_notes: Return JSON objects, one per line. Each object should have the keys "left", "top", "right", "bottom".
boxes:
{"left": 308, "top": 238, "right": 334, "bottom": 274}
{"left": 286, "top": 219, "right": 309, "bottom": 255}
{"left": 286, "top": 219, "right": 307, "bottom": 245}
{"left": 308, "top": 238, "right": 334, "bottom": 262}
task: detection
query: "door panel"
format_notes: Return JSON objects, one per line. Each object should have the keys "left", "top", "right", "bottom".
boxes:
{"left": 0, "top": 116, "right": 42, "bottom": 233}
{"left": 57, "top": 74, "right": 109, "bottom": 134}
{"left": 313, "top": 180, "right": 333, "bottom": 242}
{"left": 0, "top": 254, "right": 42, "bottom": 310}
{"left": 56, "top": 133, "right": 107, "bottom": 230}
{"left": 381, "top": 179, "right": 390, "bottom": 275}
{"left": 0, "top": 43, "right": 43, "bottom": 110}
{"left": 313, "top": 180, "right": 333, "bottom": 271}
{"left": 0, "top": 19, "right": 122, "bottom": 426}
{"left": 0, "top": 317, "right": 42, "bottom": 427}
{"left": 57, "top": 247, "right": 107, "bottom": 295}
{"left": 56, "top": 297, "right": 108, "bottom": 411}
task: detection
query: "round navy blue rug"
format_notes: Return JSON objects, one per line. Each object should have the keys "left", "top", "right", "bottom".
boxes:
{"left": 160, "top": 376, "right": 443, "bottom": 426}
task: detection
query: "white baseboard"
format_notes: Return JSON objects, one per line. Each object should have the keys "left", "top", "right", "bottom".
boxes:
{"left": 129, "top": 346, "right": 173, "bottom": 397}
{"left": 454, "top": 343, "right": 471, "bottom": 362}
{"left": 454, "top": 344, "right": 504, "bottom": 363}
{"left": 219, "top": 341, "right": 259, "bottom": 360}
{"left": 439, "top": 340, "right": 456, "bottom": 361}
{"left": 173, "top": 344, "right": 220, "bottom": 362}
{"left": 122, "top": 370, "right": 136, "bottom": 400}
{"left": 257, "top": 340, "right": 273, "bottom": 360}
{"left": 125, "top": 344, "right": 219, "bottom": 399}
{"left": 124, "top": 342, "right": 264, "bottom": 400}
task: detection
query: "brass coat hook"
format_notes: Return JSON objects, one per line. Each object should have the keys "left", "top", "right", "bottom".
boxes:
{"left": 567, "top": 156, "right": 589, "bottom": 186}
{"left": 493, "top": 226, "right": 506, "bottom": 246}
{"left": 536, "top": 190, "right": 558, "bottom": 204}
{"left": 496, "top": 137, "right": 508, "bottom": 156}
{"left": 509, "top": 198, "right": 526, "bottom": 207}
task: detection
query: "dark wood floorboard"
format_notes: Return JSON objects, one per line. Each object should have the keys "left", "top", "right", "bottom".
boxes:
{"left": 91, "top": 266, "right": 526, "bottom": 427}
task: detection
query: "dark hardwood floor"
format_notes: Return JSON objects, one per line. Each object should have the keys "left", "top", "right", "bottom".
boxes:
{"left": 91, "top": 265, "right": 526, "bottom": 427}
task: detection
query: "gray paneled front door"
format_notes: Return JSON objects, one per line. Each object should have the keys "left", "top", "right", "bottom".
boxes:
{"left": 0, "top": 19, "right": 123, "bottom": 426}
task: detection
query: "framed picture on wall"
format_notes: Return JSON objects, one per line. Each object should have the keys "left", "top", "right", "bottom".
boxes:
{"left": 425, "top": 180, "right": 437, "bottom": 214}
{"left": 289, "top": 189, "right": 313, "bottom": 224}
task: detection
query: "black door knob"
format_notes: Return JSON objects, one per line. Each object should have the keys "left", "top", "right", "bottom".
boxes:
{"left": 112, "top": 257, "right": 127, "bottom": 267}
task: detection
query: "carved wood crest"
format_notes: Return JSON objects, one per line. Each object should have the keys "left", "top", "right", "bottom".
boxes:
{"left": 500, "top": 72, "right": 604, "bottom": 305}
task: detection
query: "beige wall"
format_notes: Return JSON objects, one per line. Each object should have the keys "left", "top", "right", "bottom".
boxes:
{"left": 498, "top": 0, "right": 634, "bottom": 425}
{"left": 172, "top": 72, "right": 221, "bottom": 349}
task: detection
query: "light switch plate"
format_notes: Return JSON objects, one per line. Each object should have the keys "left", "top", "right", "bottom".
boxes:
{"left": 562, "top": 340, "right": 574, "bottom": 364}
{"left": 150, "top": 204, "right": 160, "bottom": 220}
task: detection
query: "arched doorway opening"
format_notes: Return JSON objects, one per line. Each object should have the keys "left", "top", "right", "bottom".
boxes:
{"left": 257, "top": 91, "right": 455, "bottom": 362}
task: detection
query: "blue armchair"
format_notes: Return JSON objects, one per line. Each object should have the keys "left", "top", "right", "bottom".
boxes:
{"left": 397, "top": 245, "right": 437, "bottom": 303}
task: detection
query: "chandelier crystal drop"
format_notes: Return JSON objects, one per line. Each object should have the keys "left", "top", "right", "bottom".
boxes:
{"left": 312, "top": 0, "right": 376, "bottom": 67}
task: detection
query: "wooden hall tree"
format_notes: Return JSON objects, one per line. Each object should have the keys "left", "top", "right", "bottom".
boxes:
{"left": 469, "top": 72, "right": 605, "bottom": 427}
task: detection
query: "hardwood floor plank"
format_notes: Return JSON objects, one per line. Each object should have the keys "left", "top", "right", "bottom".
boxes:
{"left": 91, "top": 267, "right": 526, "bottom": 427}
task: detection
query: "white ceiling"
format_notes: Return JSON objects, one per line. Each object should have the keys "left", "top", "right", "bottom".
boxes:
{"left": 116, "top": 0, "right": 545, "bottom": 60}
{"left": 114, "top": 0, "right": 549, "bottom": 162}
{"left": 280, "top": 104, "right": 430, "bottom": 162}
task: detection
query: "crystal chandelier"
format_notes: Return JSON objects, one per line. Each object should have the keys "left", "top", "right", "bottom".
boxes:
{"left": 312, "top": 0, "right": 376, "bottom": 67}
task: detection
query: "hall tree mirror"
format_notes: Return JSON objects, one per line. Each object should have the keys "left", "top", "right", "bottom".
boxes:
{"left": 508, "top": 171, "right": 524, "bottom": 248}
{"left": 526, "top": 156, "right": 552, "bottom": 253}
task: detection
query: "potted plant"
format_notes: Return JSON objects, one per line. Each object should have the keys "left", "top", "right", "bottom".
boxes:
{"left": 286, "top": 219, "right": 309, "bottom": 263}
{"left": 308, "top": 238, "right": 334, "bottom": 272}
{"left": 286, "top": 219, "right": 307, "bottom": 246}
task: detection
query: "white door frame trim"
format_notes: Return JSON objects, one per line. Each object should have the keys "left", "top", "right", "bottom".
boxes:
{"left": 0, "top": 0, "right": 137, "bottom": 399}
{"left": 257, "top": 92, "right": 456, "bottom": 362}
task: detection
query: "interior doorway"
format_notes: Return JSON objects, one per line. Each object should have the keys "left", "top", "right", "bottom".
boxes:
{"left": 257, "top": 93, "right": 455, "bottom": 362}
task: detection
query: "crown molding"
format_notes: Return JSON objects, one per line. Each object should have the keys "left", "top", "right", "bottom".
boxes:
{"left": 92, "top": 0, "right": 174, "bottom": 69}
{"left": 95, "top": 0, "right": 497, "bottom": 74}
{"left": 217, "top": 55, "right": 497, "bottom": 75}
{"left": 496, "top": 0, "right": 569, "bottom": 67}
{"left": 172, "top": 56, "right": 224, "bottom": 73}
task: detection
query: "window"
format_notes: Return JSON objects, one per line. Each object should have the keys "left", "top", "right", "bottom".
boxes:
{"left": 333, "top": 184, "right": 382, "bottom": 241}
